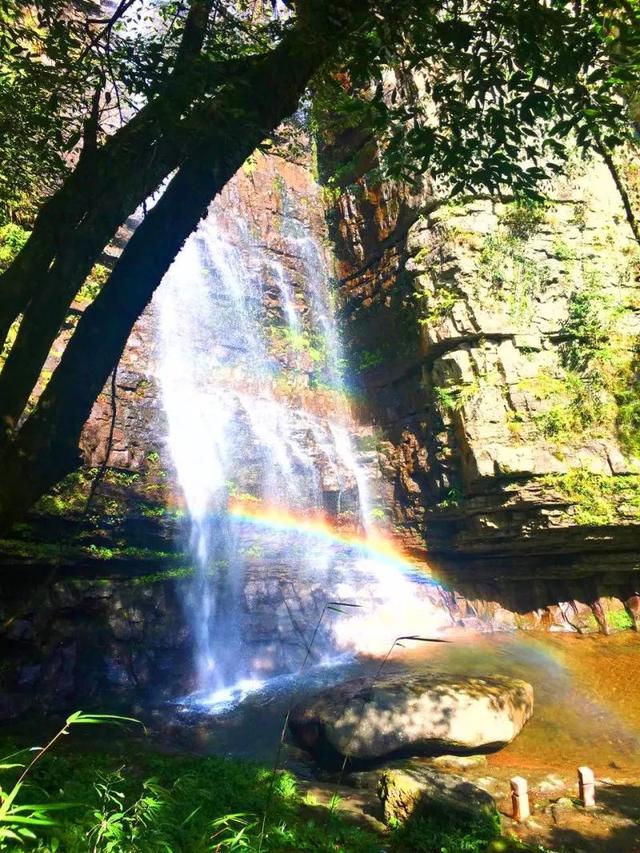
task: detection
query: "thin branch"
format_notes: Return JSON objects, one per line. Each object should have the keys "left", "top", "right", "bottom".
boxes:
{"left": 80, "top": 0, "right": 141, "bottom": 63}
{"left": 14, "top": 725, "right": 70, "bottom": 791}
{"left": 593, "top": 133, "right": 640, "bottom": 245}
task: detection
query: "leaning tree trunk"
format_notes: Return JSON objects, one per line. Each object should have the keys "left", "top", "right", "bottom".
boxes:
{"left": 0, "top": 0, "right": 379, "bottom": 533}
{"left": 0, "top": 0, "right": 226, "bottom": 439}
{"left": 0, "top": 0, "right": 218, "bottom": 343}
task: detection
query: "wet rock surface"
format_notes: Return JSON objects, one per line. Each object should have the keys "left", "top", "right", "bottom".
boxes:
{"left": 288, "top": 673, "right": 534, "bottom": 764}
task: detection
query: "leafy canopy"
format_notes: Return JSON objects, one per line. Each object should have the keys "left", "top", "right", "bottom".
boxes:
{"left": 314, "top": 0, "right": 640, "bottom": 197}
{"left": 0, "top": 0, "right": 639, "bottom": 224}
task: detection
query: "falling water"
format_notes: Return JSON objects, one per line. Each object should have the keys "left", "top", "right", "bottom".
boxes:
{"left": 155, "top": 166, "right": 450, "bottom": 707}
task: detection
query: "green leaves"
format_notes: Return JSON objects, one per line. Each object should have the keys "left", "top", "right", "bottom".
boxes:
{"left": 316, "top": 0, "right": 640, "bottom": 200}
{"left": 0, "top": 711, "right": 144, "bottom": 849}
{"left": 65, "top": 711, "right": 145, "bottom": 729}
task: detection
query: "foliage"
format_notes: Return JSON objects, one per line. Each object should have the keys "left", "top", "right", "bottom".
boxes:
{"left": 356, "top": 348, "right": 386, "bottom": 371}
{"left": 315, "top": 0, "right": 640, "bottom": 198}
{"left": 77, "top": 264, "right": 111, "bottom": 305}
{"left": 560, "top": 284, "right": 618, "bottom": 373}
{"left": 614, "top": 347, "right": 640, "bottom": 458}
{"left": 478, "top": 203, "right": 551, "bottom": 321}
{"left": 389, "top": 806, "right": 501, "bottom": 852}
{"left": 500, "top": 199, "right": 548, "bottom": 240}
{"left": 542, "top": 468, "right": 640, "bottom": 526}
{"left": 268, "top": 326, "right": 327, "bottom": 366}
{"left": 437, "top": 487, "right": 463, "bottom": 508}
{"left": 0, "top": 536, "right": 181, "bottom": 567}
{"left": 0, "top": 0, "right": 95, "bottom": 222}
{"left": 433, "top": 380, "right": 479, "bottom": 413}
{"left": 0, "top": 712, "right": 141, "bottom": 849}
{"left": 0, "top": 0, "right": 285, "bottom": 224}
{"left": 0, "top": 223, "right": 29, "bottom": 270}
{"left": 525, "top": 369, "right": 616, "bottom": 444}
{"left": 0, "top": 737, "right": 384, "bottom": 852}
{"left": 414, "top": 281, "right": 459, "bottom": 327}
{"left": 515, "top": 254, "right": 640, "bottom": 458}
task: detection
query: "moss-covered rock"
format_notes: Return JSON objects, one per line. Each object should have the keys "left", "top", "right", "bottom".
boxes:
{"left": 377, "top": 763, "right": 498, "bottom": 825}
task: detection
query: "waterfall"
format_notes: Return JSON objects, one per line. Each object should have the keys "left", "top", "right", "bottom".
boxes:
{"left": 155, "top": 165, "right": 450, "bottom": 707}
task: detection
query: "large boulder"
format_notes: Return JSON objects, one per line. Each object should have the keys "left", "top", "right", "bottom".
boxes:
{"left": 377, "top": 763, "right": 498, "bottom": 824}
{"left": 288, "top": 673, "right": 533, "bottom": 765}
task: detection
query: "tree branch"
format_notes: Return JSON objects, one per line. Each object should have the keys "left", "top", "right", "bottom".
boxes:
{"left": 0, "top": 0, "right": 383, "bottom": 532}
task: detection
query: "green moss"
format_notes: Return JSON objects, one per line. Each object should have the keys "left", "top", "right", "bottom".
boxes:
{"left": 0, "top": 538, "right": 181, "bottom": 565}
{"left": 607, "top": 609, "right": 635, "bottom": 631}
{"left": 542, "top": 469, "right": 640, "bottom": 526}
{"left": 131, "top": 566, "right": 194, "bottom": 585}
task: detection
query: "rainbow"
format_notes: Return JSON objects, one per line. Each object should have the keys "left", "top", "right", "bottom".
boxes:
{"left": 227, "top": 497, "right": 435, "bottom": 582}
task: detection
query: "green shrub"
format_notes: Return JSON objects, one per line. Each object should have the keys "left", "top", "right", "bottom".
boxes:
{"left": 0, "top": 736, "right": 380, "bottom": 852}
{"left": 500, "top": 199, "right": 547, "bottom": 240}
{"left": 389, "top": 805, "right": 501, "bottom": 852}
{"left": 542, "top": 469, "right": 640, "bottom": 526}
{"left": 560, "top": 285, "right": 616, "bottom": 373}
{"left": 0, "top": 222, "right": 29, "bottom": 270}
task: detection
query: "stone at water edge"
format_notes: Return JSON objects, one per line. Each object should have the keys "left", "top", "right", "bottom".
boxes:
{"left": 378, "top": 763, "right": 498, "bottom": 824}
{"left": 288, "top": 673, "right": 534, "bottom": 764}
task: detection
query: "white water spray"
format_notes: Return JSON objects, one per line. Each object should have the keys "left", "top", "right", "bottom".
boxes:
{"left": 155, "top": 167, "right": 450, "bottom": 705}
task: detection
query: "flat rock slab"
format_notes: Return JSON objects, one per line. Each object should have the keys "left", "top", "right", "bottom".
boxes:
{"left": 378, "top": 763, "right": 498, "bottom": 824}
{"left": 288, "top": 673, "right": 533, "bottom": 765}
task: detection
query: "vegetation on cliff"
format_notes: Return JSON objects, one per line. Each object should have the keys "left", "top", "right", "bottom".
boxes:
{"left": 0, "top": 0, "right": 639, "bottom": 532}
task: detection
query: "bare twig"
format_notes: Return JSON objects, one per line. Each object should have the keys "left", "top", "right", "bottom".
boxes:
{"left": 80, "top": 0, "right": 141, "bottom": 63}
{"left": 258, "top": 600, "right": 360, "bottom": 852}
{"left": 327, "top": 634, "right": 450, "bottom": 827}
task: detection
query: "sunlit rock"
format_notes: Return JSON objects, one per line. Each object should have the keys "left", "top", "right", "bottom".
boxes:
{"left": 289, "top": 673, "right": 533, "bottom": 764}
{"left": 377, "top": 763, "right": 498, "bottom": 824}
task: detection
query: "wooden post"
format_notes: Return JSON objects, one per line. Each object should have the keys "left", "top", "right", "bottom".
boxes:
{"left": 511, "top": 776, "right": 530, "bottom": 822}
{"left": 578, "top": 766, "right": 595, "bottom": 808}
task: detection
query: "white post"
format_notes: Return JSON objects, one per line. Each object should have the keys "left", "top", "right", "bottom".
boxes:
{"left": 578, "top": 766, "right": 595, "bottom": 808}
{"left": 511, "top": 776, "right": 530, "bottom": 822}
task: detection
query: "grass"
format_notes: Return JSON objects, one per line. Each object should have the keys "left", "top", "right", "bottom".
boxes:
{"left": 0, "top": 732, "right": 511, "bottom": 852}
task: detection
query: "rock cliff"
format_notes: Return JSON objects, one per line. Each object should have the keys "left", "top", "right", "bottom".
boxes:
{"left": 2, "top": 124, "right": 639, "bottom": 644}
{"left": 326, "top": 133, "right": 640, "bottom": 624}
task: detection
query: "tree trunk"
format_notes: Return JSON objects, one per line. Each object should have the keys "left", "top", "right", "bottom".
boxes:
{"left": 0, "top": 0, "right": 378, "bottom": 533}
{"left": 0, "top": 0, "right": 219, "bottom": 353}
